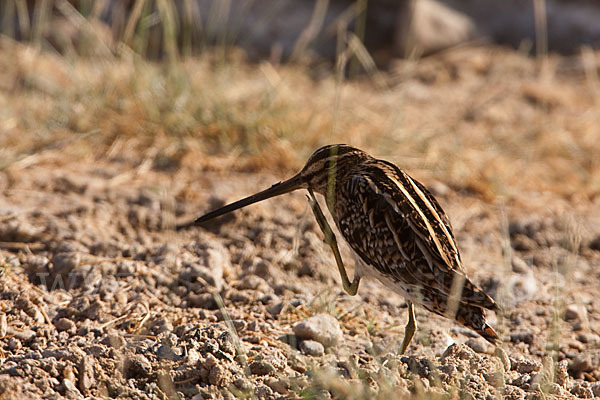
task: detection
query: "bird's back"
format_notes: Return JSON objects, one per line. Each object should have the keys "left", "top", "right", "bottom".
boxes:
{"left": 330, "top": 159, "right": 499, "bottom": 342}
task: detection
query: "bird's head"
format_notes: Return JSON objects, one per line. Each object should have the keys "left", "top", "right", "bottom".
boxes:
{"left": 177, "top": 144, "right": 367, "bottom": 229}
{"left": 299, "top": 144, "right": 367, "bottom": 196}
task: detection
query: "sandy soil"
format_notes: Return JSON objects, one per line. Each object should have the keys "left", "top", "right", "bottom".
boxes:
{"left": 0, "top": 145, "right": 599, "bottom": 399}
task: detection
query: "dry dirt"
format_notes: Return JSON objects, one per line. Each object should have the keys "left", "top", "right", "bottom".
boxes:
{"left": 1, "top": 149, "right": 600, "bottom": 400}
{"left": 2, "top": 42, "right": 600, "bottom": 399}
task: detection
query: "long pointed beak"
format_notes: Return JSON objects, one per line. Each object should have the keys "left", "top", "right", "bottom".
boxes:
{"left": 176, "top": 173, "right": 306, "bottom": 230}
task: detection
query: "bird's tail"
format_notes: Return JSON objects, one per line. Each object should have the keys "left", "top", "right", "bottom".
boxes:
{"left": 455, "top": 303, "right": 500, "bottom": 345}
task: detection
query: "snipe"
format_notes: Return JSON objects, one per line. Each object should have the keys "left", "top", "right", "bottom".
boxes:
{"left": 178, "top": 144, "right": 500, "bottom": 353}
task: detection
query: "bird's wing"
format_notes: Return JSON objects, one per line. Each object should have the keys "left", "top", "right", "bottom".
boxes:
{"left": 336, "top": 167, "right": 496, "bottom": 311}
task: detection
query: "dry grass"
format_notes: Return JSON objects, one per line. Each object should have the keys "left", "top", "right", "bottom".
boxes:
{"left": 1, "top": 34, "right": 600, "bottom": 202}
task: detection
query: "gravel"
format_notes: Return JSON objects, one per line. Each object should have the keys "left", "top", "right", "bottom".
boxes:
{"left": 1, "top": 152, "right": 600, "bottom": 399}
{"left": 300, "top": 340, "right": 325, "bottom": 356}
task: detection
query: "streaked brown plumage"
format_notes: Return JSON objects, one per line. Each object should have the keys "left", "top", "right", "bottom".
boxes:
{"left": 178, "top": 144, "right": 500, "bottom": 351}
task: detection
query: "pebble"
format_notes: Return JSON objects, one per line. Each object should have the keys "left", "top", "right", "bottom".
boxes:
{"left": 185, "top": 348, "right": 200, "bottom": 364}
{"left": 511, "top": 256, "right": 530, "bottom": 274}
{"left": 266, "top": 377, "right": 289, "bottom": 394}
{"left": 564, "top": 304, "right": 586, "bottom": 321}
{"left": 231, "top": 320, "right": 247, "bottom": 332}
{"left": 125, "top": 354, "right": 152, "bottom": 378}
{"left": 51, "top": 252, "right": 81, "bottom": 274}
{"left": 157, "top": 345, "right": 180, "bottom": 361}
{"left": 255, "top": 384, "right": 274, "bottom": 399}
{"left": 556, "top": 360, "right": 570, "bottom": 387}
{"left": 571, "top": 382, "right": 594, "bottom": 398}
{"left": 590, "top": 382, "right": 600, "bottom": 397}
{"left": 576, "top": 332, "right": 600, "bottom": 344}
{"left": 238, "top": 275, "right": 269, "bottom": 291}
{"left": 299, "top": 340, "right": 325, "bottom": 356}
{"left": 510, "top": 331, "right": 534, "bottom": 345}
{"left": 54, "top": 318, "right": 76, "bottom": 334}
{"left": 293, "top": 314, "right": 342, "bottom": 347}
{"left": 588, "top": 235, "right": 600, "bottom": 251}
{"left": 63, "top": 378, "right": 84, "bottom": 400}
{"left": 569, "top": 354, "right": 593, "bottom": 373}
{"left": 464, "top": 338, "right": 488, "bottom": 354}
{"left": 78, "top": 355, "right": 96, "bottom": 395}
{"left": 8, "top": 337, "right": 22, "bottom": 351}
{"left": 187, "top": 264, "right": 224, "bottom": 291}
{"left": 0, "top": 314, "right": 7, "bottom": 337}
{"left": 101, "top": 333, "right": 125, "bottom": 349}
{"left": 511, "top": 234, "right": 537, "bottom": 251}
{"left": 511, "top": 356, "right": 541, "bottom": 374}
{"left": 494, "top": 347, "right": 511, "bottom": 371}
{"left": 188, "top": 293, "right": 218, "bottom": 310}
{"left": 249, "top": 360, "right": 275, "bottom": 376}
{"left": 0, "top": 218, "right": 42, "bottom": 242}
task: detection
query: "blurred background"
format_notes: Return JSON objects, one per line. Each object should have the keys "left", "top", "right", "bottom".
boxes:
{"left": 1, "top": 0, "right": 599, "bottom": 196}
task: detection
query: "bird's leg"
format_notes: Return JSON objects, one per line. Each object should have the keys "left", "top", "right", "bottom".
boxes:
{"left": 306, "top": 188, "right": 360, "bottom": 296}
{"left": 399, "top": 302, "right": 417, "bottom": 355}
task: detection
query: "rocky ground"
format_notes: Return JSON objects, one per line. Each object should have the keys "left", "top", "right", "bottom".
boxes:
{"left": 2, "top": 35, "right": 600, "bottom": 398}
{"left": 1, "top": 152, "right": 600, "bottom": 399}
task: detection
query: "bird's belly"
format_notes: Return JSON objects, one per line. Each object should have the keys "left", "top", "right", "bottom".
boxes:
{"left": 353, "top": 255, "right": 421, "bottom": 305}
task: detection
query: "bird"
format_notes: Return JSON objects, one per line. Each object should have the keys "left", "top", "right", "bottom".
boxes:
{"left": 177, "top": 144, "right": 500, "bottom": 353}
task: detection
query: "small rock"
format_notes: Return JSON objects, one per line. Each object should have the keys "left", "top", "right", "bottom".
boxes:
{"left": 510, "top": 331, "right": 534, "bottom": 345}
{"left": 511, "top": 356, "right": 541, "bottom": 374}
{"left": 157, "top": 345, "right": 180, "bottom": 361}
{"left": 503, "top": 385, "right": 526, "bottom": 399}
{"left": 571, "top": 382, "right": 594, "bottom": 398}
{"left": 590, "top": 382, "right": 600, "bottom": 397}
{"left": 101, "top": 333, "right": 126, "bottom": 349}
{"left": 23, "top": 255, "right": 50, "bottom": 272}
{"left": 494, "top": 347, "right": 511, "bottom": 371}
{"left": 231, "top": 320, "right": 247, "bottom": 332}
{"left": 125, "top": 354, "right": 152, "bottom": 378}
{"left": 587, "top": 235, "right": 600, "bottom": 251}
{"left": 52, "top": 253, "right": 81, "bottom": 274}
{"left": 249, "top": 360, "right": 275, "bottom": 376}
{"left": 255, "top": 383, "right": 274, "bottom": 400}
{"left": 576, "top": 332, "right": 600, "bottom": 344}
{"left": 188, "top": 293, "right": 218, "bottom": 310}
{"left": 556, "top": 360, "right": 569, "bottom": 387}
{"left": 465, "top": 338, "right": 488, "bottom": 354}
{"left": 189, "top": 264, "right": 224, "bottom": 290}
{"left": 564, "top": 304, "right": 585, "bottom": 321}
{"left": 299, "top": 340, "right": 325, "bottom": 356}
{"left": 293, "top": 314, "right": 342, "bottom": 347}
{"left": 258, "top": 293, "right": 278, "bottom": 305}
{"left": 0, "top": 314, "right": 7, "bottom": 338}
{"left": 78, "top": 356, "right": 96, "bottom": 395}
{"left": 203, "top": 353, "right": 218, "bottom": 368}
{"left": 428, "top": 180, "right": 449, "bottom": 196}
{"left": 238, "top": 275, "right": 269, "bottom": 291}
{"left": 149, "top": 316, "right": 173, "bottom": 335}
{"left": 267, "top": 302, "right": 285, "bottom": 316}
{"left": 511, "top": 256, "right": 530, "bottom": 274}
{"left": 544, "top": 382, "right": 561, "bottom": 395}
{"left": 185, "top": 348, "right": 200, "bottom": 364}
{"left": 569, "top": 354, "right": 593, "bottom": 373}
{"left": 266, "top": 377, "right": 289, "bottom": 395}
{"left": 511, "top": 234, "right": 537, "bottom": 251}
{"left": 208, "top": 363, "right": 231, "bottom": 387}
{"left": 54, "top": 318, "right": 76, "bottom": 334}
{"left": 8, "top": 338, "right": 21, "bottom": 351}
{"left": 63, "top": 378, "right": 84, "bottom": 400}
{"left": 0, "top": 218, "right": 43, "bottom": 242}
